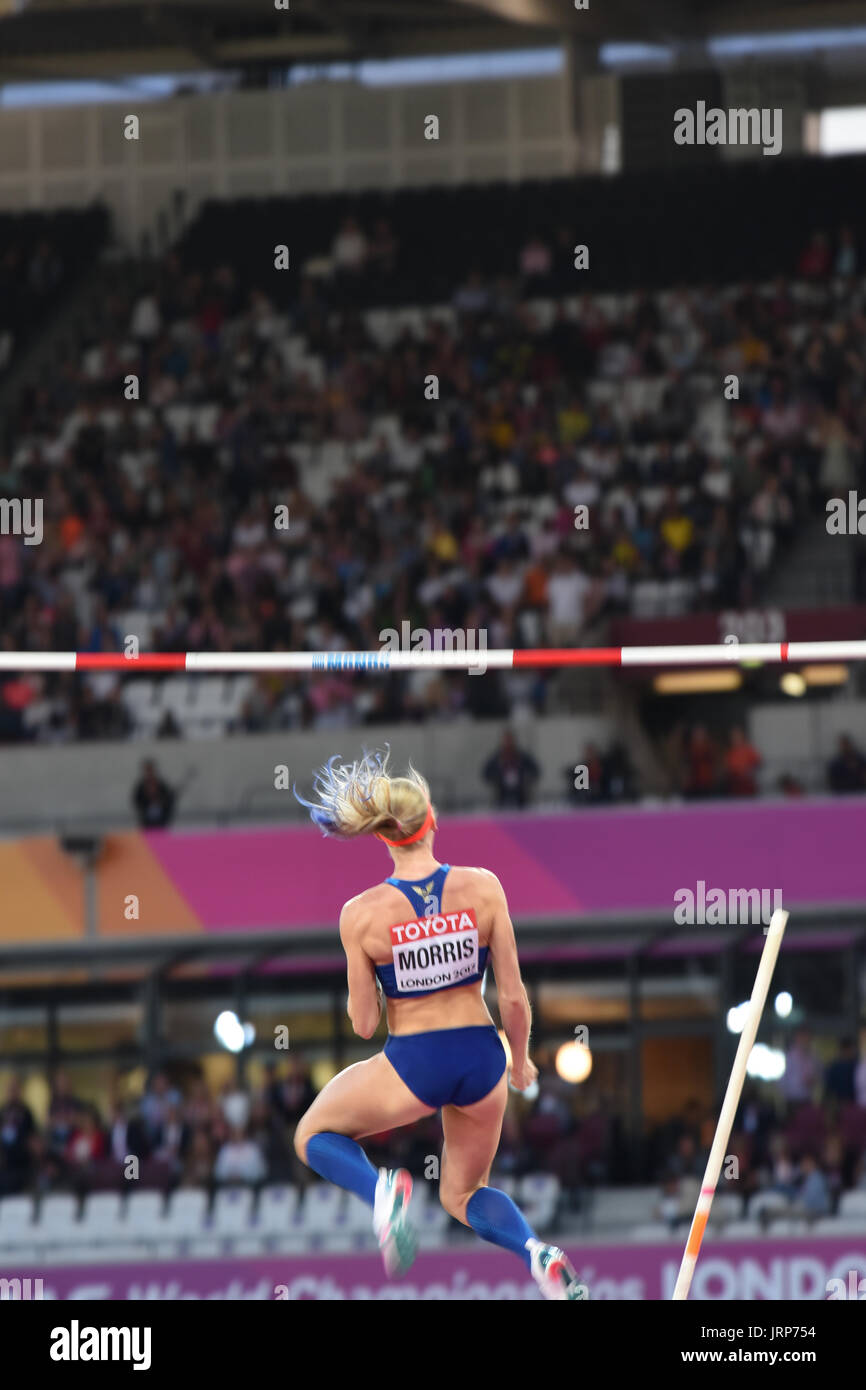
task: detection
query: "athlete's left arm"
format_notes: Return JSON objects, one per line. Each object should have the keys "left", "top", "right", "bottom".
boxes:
{"left": 339, "top": 902, "right": 382, "bottom": 1040}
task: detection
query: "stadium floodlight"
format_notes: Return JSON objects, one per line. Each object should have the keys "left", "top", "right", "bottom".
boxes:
{"left": 726, "top": 1001, "right": 750, "bottom": 1034}
{"left": 746, "top": 1044, "right": 786, "bottom": 1082}
{"left": 555, "top": 1041, "right": 592, "bottom": 1084}
{"left": 780, "top": 672, "right": 807, "bottom": 697}
{"left": 214, "top": 1010, "right": 247, "bottom": 1053}
{"left": 774, "top": 991, "right": 793, "bottom": 1018}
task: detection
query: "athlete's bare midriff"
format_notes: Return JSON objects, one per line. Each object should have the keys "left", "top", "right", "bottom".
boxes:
{"left": 353, "top": 863, "right": 497, "bottom": 1037}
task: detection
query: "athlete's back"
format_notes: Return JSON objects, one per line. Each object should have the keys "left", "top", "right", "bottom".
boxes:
{"left": 343, "top": 863, "right": 505, "bottom": 1035}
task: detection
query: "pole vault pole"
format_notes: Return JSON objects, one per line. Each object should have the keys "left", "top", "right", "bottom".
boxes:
{"left": 671, "top": 908, "right": 789, "bottom": 1301}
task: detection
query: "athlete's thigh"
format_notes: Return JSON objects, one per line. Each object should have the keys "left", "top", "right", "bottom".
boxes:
{"left": 440, "top": 1070, "right": 509, "bottom": 1195}
{"left": 296, "top": 1051, "right": 435, "bottom": 1155}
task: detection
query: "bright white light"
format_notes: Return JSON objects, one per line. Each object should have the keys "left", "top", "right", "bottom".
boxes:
{"left": 712, "top": 28, "right": 866, "bottom": 58}
{"left": 727, "top": 1002, "right": 750, "bottom": 1034}
{"left": 214, "top": 1010, "right": 246, "bottom": 1053}
{"left": 243, "top": 1022, "right": 256, "bottom": 1047}
{"left": 600, "top": 43, "right": 673, "bottom": 67}
{"left": 357, "top": 48, "right": 564, "bottom": 88}
{"left": 820, "top": 106, "right": 866, "bottom": 156}
{"left": 780, "top": 672, "right": 807, "bottom": 698}
{"left": 555, "top": 1041, "right": 592, "bottom": 1084}
{"left": 746, "top": 1044, "right": 786, "bottom": 1081}
{"left": 775, "top": 991, "right": 793, "bottom": 1018}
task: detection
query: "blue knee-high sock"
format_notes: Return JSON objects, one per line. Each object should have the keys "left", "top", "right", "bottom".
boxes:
{"left": 466, "top": 1187, "right": 537, "bottom": 1271}
{"left": 305, "top": 1132, "right": 379, "bottom": 1207}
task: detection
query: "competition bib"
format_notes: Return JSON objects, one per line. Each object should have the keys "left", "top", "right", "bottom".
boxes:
{"left": 389, "top": 908, "right": 480, "bottom": 994}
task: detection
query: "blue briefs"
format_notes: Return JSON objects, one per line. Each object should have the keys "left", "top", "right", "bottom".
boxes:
{"left": 384, "top": 1024, "right": 507, "bottom": 1109}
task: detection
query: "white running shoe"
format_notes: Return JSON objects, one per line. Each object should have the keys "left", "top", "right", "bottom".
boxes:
{"left": 373, "top": 1167, "right": 417, "bottom": 1278}
{"left": 527, "top": 1239, "right": 587, "bottom": 1300}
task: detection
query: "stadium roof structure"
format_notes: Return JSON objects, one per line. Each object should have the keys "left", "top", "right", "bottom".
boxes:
{"left": 1, "top": 0, "right": 865, "bottom": 83}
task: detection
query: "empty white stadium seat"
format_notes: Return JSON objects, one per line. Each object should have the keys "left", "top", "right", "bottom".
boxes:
{"left": 747, "top": 1191, "right": 791, "bottom": 1220}
{"left": 342, "top": 1194, "right": 375, "bottom": 1236}
{"left": 211, "top": 1186, "right": 255, "bottom": 1235}
{"left": 709, "top": 1192, "right": 744, "bottom": 1223}
{"left": 718, "top": 1220, "right": 761, "bottom": 1239}
{"left": 811, "top": 1216, "right": 866, "bottom": 1236}
{"left": 839, "top": 1190, "right": 866, "bottom": 1219}
{"left": 126, "top": 1190, "right": 168, "bottom": 1237}
{"left": 256, "top": 1184, "right": 300, "bottom": 1235}
{"left": 38, "top": 1195, "right": 81, "bottom": 1245}
{"left": 631, "top": 1223, "right": 674, "bottom": 1242}
{"left": 590, "top": 1186, "right": 658, "bottom": 1228}
{"left": 414, "top": 1202, "right": 451, "bottom": 1249}
{"left": 295, "top": 1184, "right": 344, "bottom": 1234}
{"left": 165, "top": 1188, "right": 209, "bottom": 1238}
{"left": 79, "top": 1192, "right": 124, "bottom": 1240}
{"left": 0, "top": 1195, "right": 35, "bottom": 1242}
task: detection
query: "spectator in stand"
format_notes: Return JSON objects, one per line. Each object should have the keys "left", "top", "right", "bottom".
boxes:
{"left": 519, "top": 233, "right": 552, "bottom": 284}
{"left": 0, "top": 1076, "right": 35, "bottom": 1195}
{"left": 797, "top": 231, "right": 831, "bottom": 279}
{"left": 723, "top": 726, "right": 762, "bottom": 797}
{"left": 265, "top": 1057, "right": 316, "bottom": 1129}
{"left": 824, "top": 1037, "right": 858, "bottom": 1107}
{"left": 655, "top": 1176, "right": 691, "bottom": 1230}
{"left": 683, "top": 725, "right": 720, "bottom": 799}
{"left": 827, "top": 735, "right": 866, "bottom": 794}
{"left": 139, "top": 1070, "right": 182, "bottom": 1145}
{"left": 106, "top": 1100, "right": 150, "bottom": 1167}
{"left": 546, "top": 551, "right": 592, "bottom": 644}
{"left": 767, "top": 1135, "right": 798, "bottom": 1200}
{"left": 855, "top": 1045, "right": 866, "bottom": 1108}
{"left": 794, "top": 1153, "right": 832, "bottom": 1218}
{"left": 65, "top": 1105, "right": 106, "bottom": 1174}
{"left": 781, "top": 1029, "right": 820, "bottom": 1115}
{"left": 331, "top": 216, "right": 368, "bottom": 275}
{"left": 47, "top": 1071, "right": 83, "bottom": 1158}
{"left": 152, "top": 1102, "right": 191, "bottom": 1176}
{"left": 823, "top": 1133, "right": 845, "bottom": 1208}
{"left": 835, "top": 225, "right": 858, "bottom": 278}
{"left": 368, "top": 218, "right": 398, "bottom": 276}
{"left": 736, "top": 1083, "right": 776, "bottom": 1173}
{"left": 182, "top": 1128, "right": 216, "bottom": 1190}
{"left": 132, "top": 760, "right": 177, "bottom": 828}
{"left": 214, "top": 1125, "right": 267, "bottom": 1185}
{"left": 600, "top": 742, "right": 637, "bottom": 802}
{"left": 482, "top": 729, "right": 540, "bottom": 809}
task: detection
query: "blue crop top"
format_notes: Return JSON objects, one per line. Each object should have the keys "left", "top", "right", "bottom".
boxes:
{"left": 374, "top": 864, "right": 489, "bottom": 999}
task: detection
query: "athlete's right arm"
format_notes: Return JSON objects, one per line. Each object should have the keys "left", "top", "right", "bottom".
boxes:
{"left": 339, "top": 899, "right": 382, "bottom": 1040}
{"left": 483, "top": 870, "right": 535, "bottom": 1088}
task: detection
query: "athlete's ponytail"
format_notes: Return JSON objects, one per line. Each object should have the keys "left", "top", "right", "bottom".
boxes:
{"left": 295, "top": 748, "right": 433, "bottom": 844}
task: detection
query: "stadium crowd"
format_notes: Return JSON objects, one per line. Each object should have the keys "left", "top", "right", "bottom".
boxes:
{"left": 0, "top": 207, "right": 864, "bottom": 742}
{"left": 2, "top": 1036, "right": 866, "bottom": 1235}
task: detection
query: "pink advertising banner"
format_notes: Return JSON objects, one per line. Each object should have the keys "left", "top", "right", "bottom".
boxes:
{"left": 7, "top": 1239, "right": 866, "bottom": 1300}
{"left": 142, "top": 797, "right": 866, "bottom": 933}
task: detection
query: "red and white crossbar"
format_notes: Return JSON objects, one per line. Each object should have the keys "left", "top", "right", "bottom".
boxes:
{"left": 0, "top": 641, "right": 863, "bottom": 672}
